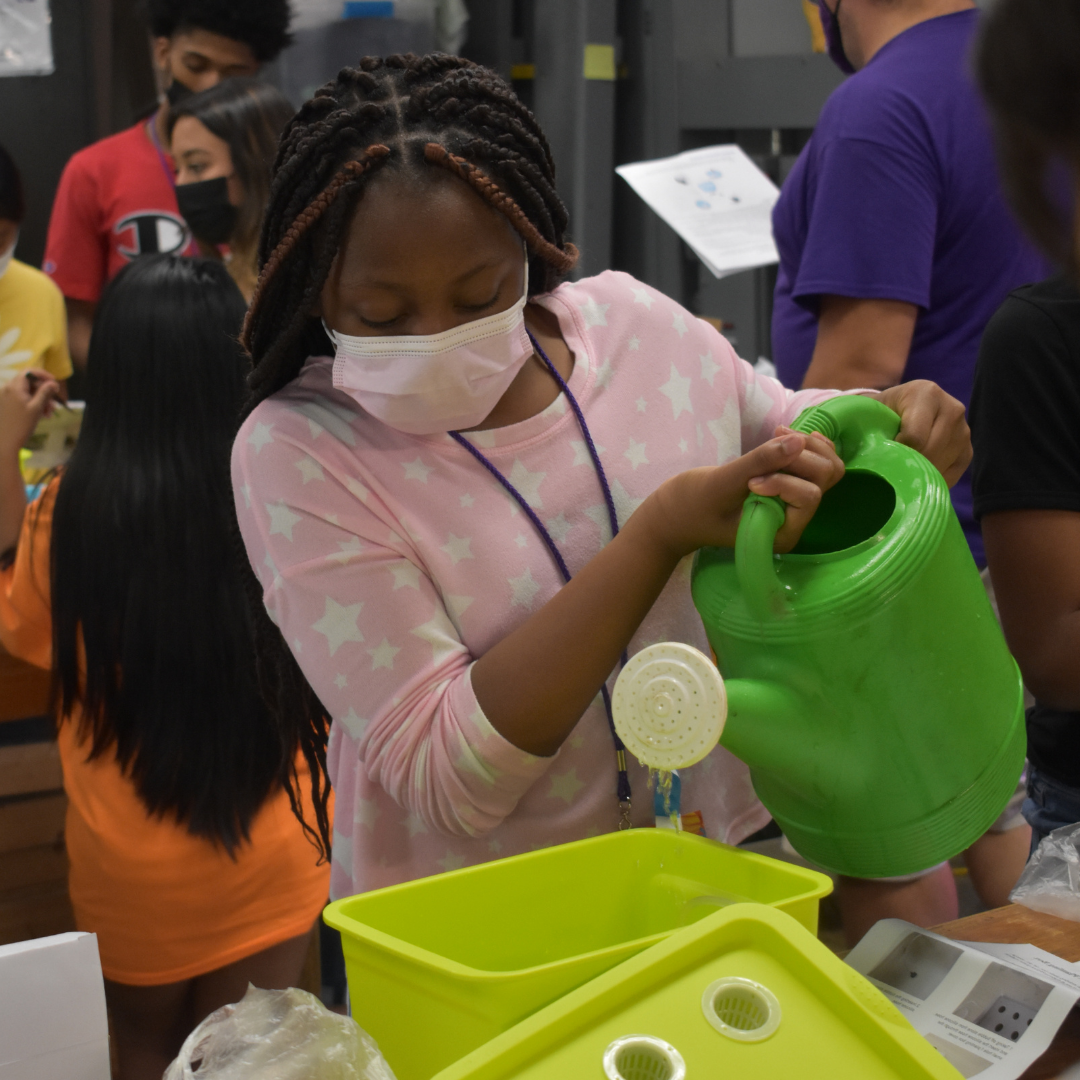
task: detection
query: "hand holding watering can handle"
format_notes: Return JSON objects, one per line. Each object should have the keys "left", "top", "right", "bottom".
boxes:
{"left": 735, "top": 396, "right": 901, "bottom": 619}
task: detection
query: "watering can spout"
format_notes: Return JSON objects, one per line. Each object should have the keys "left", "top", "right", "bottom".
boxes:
{"left": 611, "top": 644, "right": 806, "bottom": 791}
{"left": 721, "top": 678, "right": 803, "bottom": 778}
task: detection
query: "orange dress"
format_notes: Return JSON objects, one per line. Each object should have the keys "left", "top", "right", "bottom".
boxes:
{"left": 0, "top": 483, "right": 332, "bottom": 985}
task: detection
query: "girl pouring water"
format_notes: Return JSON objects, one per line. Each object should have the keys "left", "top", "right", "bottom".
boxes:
{"left": 232, "top": 54, "right": 971, "bottom": 900}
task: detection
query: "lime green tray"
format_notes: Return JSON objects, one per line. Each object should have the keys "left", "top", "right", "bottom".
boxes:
{"left": 433, "top": 904, "right": 962, "bottom": 1080}
{"left": 324, "top": 829, "right": 831, "bottom": 1080}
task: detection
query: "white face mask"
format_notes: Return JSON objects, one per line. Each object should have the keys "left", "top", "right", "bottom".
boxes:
{"left": 0, "top": 232, "right": 18, "bottom": 279}
{"left": 324, "top": 259, "right": 533, "bottom": 435}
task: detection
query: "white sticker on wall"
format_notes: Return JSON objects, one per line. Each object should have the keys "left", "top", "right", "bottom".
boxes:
{"left": 0, "top": 0, "right": 54, "bottom": 77}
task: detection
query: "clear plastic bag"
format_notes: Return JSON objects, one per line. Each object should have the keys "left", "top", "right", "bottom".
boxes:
{"left": 163, "top": 985, "right": 397, "bottom": 1080}
{"left": 1009, "top": 822, "right": 1080, "bottom": 921}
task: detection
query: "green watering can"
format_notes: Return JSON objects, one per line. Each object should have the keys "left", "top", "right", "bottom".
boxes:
{"left": 612, "top": 395, "right": 1025, "bottom": 878}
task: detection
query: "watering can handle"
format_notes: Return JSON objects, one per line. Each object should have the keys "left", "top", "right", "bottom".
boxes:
{"left": 734, "top": 396, "right": 902, "bottom": 619}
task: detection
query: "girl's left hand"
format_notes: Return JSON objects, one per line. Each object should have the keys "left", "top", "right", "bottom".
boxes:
{"left": 0, "top": 369, "right": 60, "bottom": 454}
{"left": 874, "top": 380, "right": 971, "bottom": 486}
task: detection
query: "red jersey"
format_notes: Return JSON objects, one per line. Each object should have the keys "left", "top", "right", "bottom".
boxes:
{"left": 43, "top": 120, "right": 197, "bottom": 303}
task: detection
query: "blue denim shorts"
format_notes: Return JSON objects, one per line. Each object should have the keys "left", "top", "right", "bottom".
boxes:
{"left": 1023, "top": 765, "right": 1080, "bottom": 853}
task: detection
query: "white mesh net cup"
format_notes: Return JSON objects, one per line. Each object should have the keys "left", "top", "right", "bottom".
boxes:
{"left": 612, "top": 643, "right": 727, "bottom": 770}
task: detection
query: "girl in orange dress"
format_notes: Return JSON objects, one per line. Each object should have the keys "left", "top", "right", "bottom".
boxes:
{"left": 0, "top": 255, "right": 331, "bottom": 1080}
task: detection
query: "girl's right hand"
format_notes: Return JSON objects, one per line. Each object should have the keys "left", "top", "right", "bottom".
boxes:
{"left": 635, "top": 429, "right": 845, "bottom": 561}
{"left": 0, "top": 370, "right": 60, "bottom": 454}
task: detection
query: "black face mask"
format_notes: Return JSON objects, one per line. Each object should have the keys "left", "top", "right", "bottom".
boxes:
{"left": 175, "top": 176, "right": 238, "bottom": 246}
{"left": 165, "top": 79, "right": 194, "bottom": 107}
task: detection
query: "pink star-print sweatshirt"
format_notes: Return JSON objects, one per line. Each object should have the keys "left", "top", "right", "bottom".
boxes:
{"left": 232, "top": 270, "right": 840, "bottom": 900}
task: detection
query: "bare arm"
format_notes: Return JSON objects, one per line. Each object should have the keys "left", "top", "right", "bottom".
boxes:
{"left": 472, "top": 378, "right": 969, "bottom": 757}
{"left": 64, "top": 298, "right": 96, "bottom": 371}
{"left": 802, "top": 295, "right": 918, "bottom": 391}
{"left": 0, "top": 371, "right": 60, "bottom": 552}
{"left": 471, "top": 432, "right": 839, "bottom": 756}
{"left": 983, "top": 509, "right": 1080, "bottom": 710}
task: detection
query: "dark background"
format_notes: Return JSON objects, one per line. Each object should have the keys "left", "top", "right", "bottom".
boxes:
{"left": 0, "top": 0, "right": 157, "bottom": 270}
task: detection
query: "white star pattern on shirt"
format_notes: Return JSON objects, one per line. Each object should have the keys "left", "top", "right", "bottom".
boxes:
{"left": 312, "top": 597, "right": 364, "bottom": 656}
{"left": 628, "top": 335, "right": 641, "bottom": 351}
{"left": 742, "top": 379, "right": 776, "bottom": 434}
{"left": 545, "top": 512, "right": 573, "bottom": 543}
{"left": 368, "top": 637, "right": 400, "bottom": 670}
{"left": 403, "top": 812, "right": 428, "bottom": 837}
{"left": 508, "top": 459, "right": 545, "bottom": 508}
{"left": 672, "top": 312, "right": 689, "bottom": 337}
{"left": 346, "top": 476, "right": 369, "bottom": 503}
{"left": 247, "top": 422, "right": 273, "bottom": 452}
{"left": 334, "top": 674, "right": 347, "bottom": 689}
{"left": 659, "top": 363, "right": 694, "bottom": 419}
{"left": 390, "top": 561, "right": 421, "bottom": 590}
{"left": 611, "top": 478, "right": 645, "bottom": 522}
{"left": 571, "top": 439, "right": 605, "bottom": 466}
{"left": 630, "top": 286, "right": 654, "bottom": 309}
{"left": 441, "top": 533, "right": 474, "bottom": 564}
{"left": 410, "top": 613, "right": 459, "bottom": 663}
{"left": 356, "top": 798, "right": 381, "bottom": 831}
{"left": 596, "top": 358, "right": 615, "bottom": 389}
{"left": 488, "top": 839, "right": 502, "bottom": 854}
{"left": 509, "top": 566, "right": 541, "bottom": 609}
{"left": 678, "top": 438, "right": 689, "bottom": 454}
{"left": 240, "top": 484, "right": 251, "bottom": 508}
{"left": 437, "top": 850, "right": 467, "bottom": 872}
{"left": 459, "top": 493, "right": 475, "bottom": 508}
{"left": 700, "top": 350, "right": 721, "bottom": 386}
{"left": 578, "top": 295, "right": 610, "bottom": 328}
{"left": 513, "top": 534, "right": 528, "bottom": 548}
{"left": 338, "top": 707, "right": 369, "bottom": 740}
{"left": 330, "top": 537, "right": 363, "bottom": 565}
{"left": 636, "top": 397, "right": 647, "bottom": 413}
{"left": 295, "top": 455, "right": 324, "bottom": 484}
{"left": 549, "top": 768, "right": 585, "bottom": 804}
{"left": 402, "top": 457, "right": 432, "bottom": 483}
{"left": 293, "top": 638, "right": 303, "bottom": 654}
{"left": 266, "top": 502, "right": 302, "bottom": 541}
{"left": 708, "top": 401, "right": 741, "bottom": 463}
{"left": 624, "top": 437, "right": 649, "bottom": 470}
{"left": 263, "top": 552, "right": 282, "bottom": 590}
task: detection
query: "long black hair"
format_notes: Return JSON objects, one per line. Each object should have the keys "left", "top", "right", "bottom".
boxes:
{"left": 167, "top": 78, "right": 295, "bottom": 295}
{"left": 230, "top": 55, "right": 578, "bottom": 856}
{"left": 977, "top": 0, "right": 1080, "bottom": 274}
{"left": 50, "top": 255, "right": 314, "bottom": 854}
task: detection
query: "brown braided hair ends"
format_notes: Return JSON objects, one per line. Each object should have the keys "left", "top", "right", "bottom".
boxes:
{"left": 235, "top": 54, "right": 578, "bottom": 858}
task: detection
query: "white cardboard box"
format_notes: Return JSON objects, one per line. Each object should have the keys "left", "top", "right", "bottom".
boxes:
{"left": 0, "top": 932, "right": 110, "bottom": 1079}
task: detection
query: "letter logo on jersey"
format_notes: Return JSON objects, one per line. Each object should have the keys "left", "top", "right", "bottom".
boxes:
{"left": 114, "top": 212, "right": 190, "bottom": 259}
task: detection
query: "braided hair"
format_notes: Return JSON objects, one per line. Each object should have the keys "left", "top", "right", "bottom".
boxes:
{"left": 237, "top": 54, "right": 578, "bottom": 857}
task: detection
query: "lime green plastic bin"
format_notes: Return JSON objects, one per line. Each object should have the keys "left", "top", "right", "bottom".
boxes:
{"left": 432, "top": 904, "right": 961, "bottom": 1080}
{"left": 323, "top": 828, "right": 831, "bottom": 1080}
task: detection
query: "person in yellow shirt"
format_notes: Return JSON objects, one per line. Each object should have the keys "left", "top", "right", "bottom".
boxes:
{"left": 0, "top": 143, "right": 72, "bottom": 388}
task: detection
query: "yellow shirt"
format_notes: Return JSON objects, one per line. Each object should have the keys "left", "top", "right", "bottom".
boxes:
{"left": 0, "top": 259, "right": 73, "bottom": 385}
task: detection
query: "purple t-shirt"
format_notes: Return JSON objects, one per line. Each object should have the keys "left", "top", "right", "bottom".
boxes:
{"left": 771, "top": 9, "right": 1046, "bottom": 566}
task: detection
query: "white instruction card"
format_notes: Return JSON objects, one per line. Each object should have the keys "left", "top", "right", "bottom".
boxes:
{"left": 616, "top": 144, "right": 780, "bottom": 278}
{"left": 846, "top": 919, "right": 1080, "bottom": 1079}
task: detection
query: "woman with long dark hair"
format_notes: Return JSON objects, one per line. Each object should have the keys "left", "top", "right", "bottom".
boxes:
{"left": 0, "top": 255, "right": 330, "bottom": 1080}
{"left": 169, "top": 78, "right": 294, "bottom": 301}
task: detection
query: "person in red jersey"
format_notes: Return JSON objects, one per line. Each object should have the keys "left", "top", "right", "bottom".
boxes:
{"left": 43, "top": 0, "right": 291, "bottom": 368}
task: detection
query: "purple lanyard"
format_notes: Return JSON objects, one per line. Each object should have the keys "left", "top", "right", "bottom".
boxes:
{"left": 449, "top": 331, "right": 633, "bottom": 829}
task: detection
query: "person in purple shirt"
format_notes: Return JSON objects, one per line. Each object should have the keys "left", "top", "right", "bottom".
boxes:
{"left": 771, "top": 0, "right": 1043, "bottom": 944}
